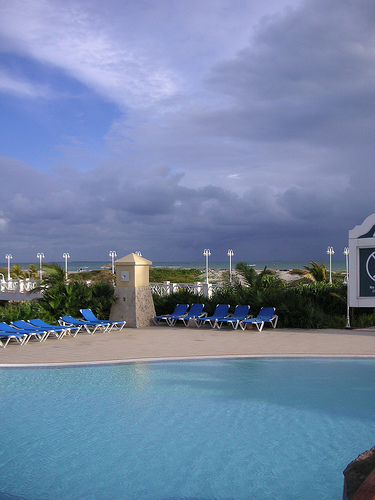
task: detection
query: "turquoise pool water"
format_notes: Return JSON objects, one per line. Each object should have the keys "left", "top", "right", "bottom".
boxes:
{"left": 0, "top": 357, "right": 374, "bottom": 499}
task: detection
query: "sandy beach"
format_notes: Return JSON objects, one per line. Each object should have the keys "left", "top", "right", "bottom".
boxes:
{"left": 1, "top": 324, "right": 375, "bottom": 366}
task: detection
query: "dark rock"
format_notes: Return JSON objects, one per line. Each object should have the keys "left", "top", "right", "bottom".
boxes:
{"left": 343, "top": 446, "right": 375, "bottom": 499}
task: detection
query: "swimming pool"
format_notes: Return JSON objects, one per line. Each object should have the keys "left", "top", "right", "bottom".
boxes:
{"left": 0, "top": 357, "right": 374, "bottom": 499}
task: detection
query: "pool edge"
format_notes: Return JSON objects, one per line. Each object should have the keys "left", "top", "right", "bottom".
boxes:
{"left": 1, "top": 353, "right": 375, "bottom": 368}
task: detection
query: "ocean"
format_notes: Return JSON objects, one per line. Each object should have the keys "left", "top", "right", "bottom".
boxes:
{"left": 0, "top": 260, "right": 347, "bottom": 273}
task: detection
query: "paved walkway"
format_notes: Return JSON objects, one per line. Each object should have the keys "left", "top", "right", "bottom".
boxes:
{"left": 1, "top": 324, "right": 375, "bottom": 366}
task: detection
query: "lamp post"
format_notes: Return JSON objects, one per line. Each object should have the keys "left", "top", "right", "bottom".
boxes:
{"left": 227, "top": 249, "right": 234, "bottom": 283}
{"left": 344, "top": 247, "right": 350, "bottom": 328}
{"left": 63, "top": 253, "right": 70, "bottom": 280}
{"left": 344, "top": 247, "right": 349, "bottom": 284}
{"left": 326, "top": 246, "right": 334, "bottom": 284}
{"left": 109, "top": 251, "right": 117, "bottom": 274}
{"left": 203, "top": 249, "right": 211, "bottom": 284}
{"left": 5, "top": 254, "right": 12, "bottom": 281}
{"left": 37, "top": 252, "right": 45, "bottom": 280}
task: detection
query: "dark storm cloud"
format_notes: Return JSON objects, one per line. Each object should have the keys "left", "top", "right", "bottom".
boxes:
{"left": 206, "top": 0, "right": 375, "bottom": 146}
{"left": 192, "top": 0, "right": 375, "bottom": 247}
{"left": 0, "top": 152, "right": 357, "bottom": 261}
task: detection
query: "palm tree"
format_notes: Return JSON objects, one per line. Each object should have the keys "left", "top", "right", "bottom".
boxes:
{"left": 31, "top": 263, "right": 66, "bottom": 294}
{"left": 28, "top": 264, "right": 38, "bottom": 279}
{"left": 234, "top": 262, "right": 258, "bottom": 287}
{"left": 303, "top": 261, "right": 328, "bottom": 283}
{"left": 10, "top": 263, "right": 26, "bottom": 279}
{"left": 235, "top": 262, "right": 284, "bottom": 290}
{"left": 42, "top": 263, "right": 67, "bottom": 286}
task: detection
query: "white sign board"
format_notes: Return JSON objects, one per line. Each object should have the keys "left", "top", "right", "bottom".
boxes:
{"left": 120, "top": 270, "right": 129, "bottom": 282}
{"left": 349, "top": 213, "right": 375, "bottom": 307}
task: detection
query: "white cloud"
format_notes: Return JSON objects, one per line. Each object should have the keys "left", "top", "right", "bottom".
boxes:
{"left": 0, "top": 69, "right": 52, "bottom": 98}
{"left": 0, "top": 0, "right": 180, "bottom": 108}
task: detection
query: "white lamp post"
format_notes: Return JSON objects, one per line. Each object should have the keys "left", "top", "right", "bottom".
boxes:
{"left": 203, "top": 249, "right": 211, "bottom": 284}
{"left": 344, "top": 247, "right": 350, "bottom": 328}
{"left": 326, "top": 246, "right": 334, "bottom": 284}
{"left": 37, "top": 252, "right": 45, "bottom": 279}
{"left": 227, "top": 249, "right": 234, "bottom": 283}
{"left": 63, "top": 253, "right": 70, "bottom": 280}
{"left": 344, "top": 247, "right": 349, "bottom": 284}
{"left": 5, "top": 254, "right": 12, "bottom": 281}
{"left": 109, "top": 251, "right": 117, "bottom": 274}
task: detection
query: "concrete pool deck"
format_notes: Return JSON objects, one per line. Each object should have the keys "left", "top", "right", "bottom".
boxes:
{"left": 1, "top": 325, "right": 375, "bottom": 366}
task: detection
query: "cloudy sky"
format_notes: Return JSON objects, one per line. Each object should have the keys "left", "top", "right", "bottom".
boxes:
{"left": 0, "top": 0, "right": 374, "bottom": 265}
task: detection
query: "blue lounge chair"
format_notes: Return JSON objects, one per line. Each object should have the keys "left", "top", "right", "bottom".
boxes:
{"left": 12, "top": 320, "right": 61, "bottom": 341}
{"left": 0, "top": 322, "right": 45, "bottom": 343}
{"left": 153, "top": 304, "right": 189, "bottom": 326}
{"left": 168, "top": 303, "right": 206, "bottom": 327}
{"left": 28, "top": 319, "right": 79, "bottom": 338}
{"left": 215, "top": 305, "right": 250, "bottom": 330}
{"left": 194, "top": 304, "right": 230, "bottom": 328}
{"left": 0, "top": 330, "right": 27, "bottom": 348}
{"left": 80, "top": 309, "right": 126, "bottom": 331}
{"left": 239, "top": 307, "right": 278, "bottom": 332}
{"left": 59, "top": 315, "right": 105, "bottom": 334}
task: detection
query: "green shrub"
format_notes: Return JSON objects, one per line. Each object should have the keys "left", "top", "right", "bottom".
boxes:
{"left": 152, "top": 290, "right": 209, "bottom": 316}
{"left": 69, "top": 269, "right": 114, "bottom": 283}
{"left": 150, "top": 268, "right": 203, "bottom": 283}
{"left": 325, "top": 315, "right": 347, "bottom": 329}
{"left": 0, "top": 300, "right": 42, "bottom": 323}
{"left": 37, "top": 281, "right": 116, "bottom": 322}
{"left": 351, "top": 310, "right": 375, "bottom": 328}
{"left": 151, "top": 279, "right": 361, "bottom": 329}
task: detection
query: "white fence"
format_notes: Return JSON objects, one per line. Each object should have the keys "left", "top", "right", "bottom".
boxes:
{"left": 0, "top": 279, "right": 41, "bottom": 301}
{"left": 0, "top": 279, "right": 38, "bottom": 293}
{"left": 0, "top": 279, "right": 222, "bottom": 299}
{"left": 150, "top": 281, "right": 222, "bottom": 298}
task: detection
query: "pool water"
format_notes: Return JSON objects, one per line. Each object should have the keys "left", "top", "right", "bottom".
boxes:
{"left": 0, "top": 357, "right": 375, "bottom": 499}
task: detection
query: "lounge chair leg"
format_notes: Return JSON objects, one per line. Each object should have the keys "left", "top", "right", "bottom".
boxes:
{"left": 256, "top": 322, "right": 264, "bottom": 332}
{"left": 270, "top": 316, "right": 278, "bottom": 328}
